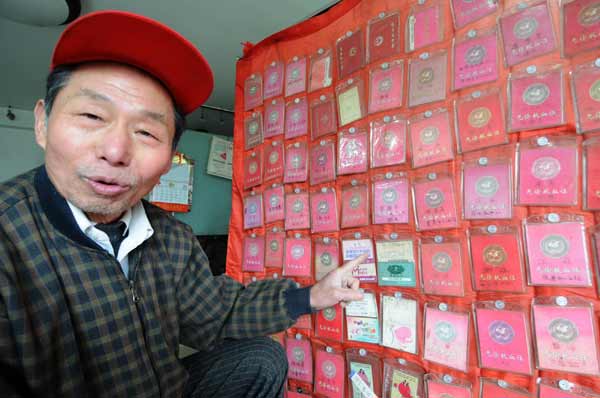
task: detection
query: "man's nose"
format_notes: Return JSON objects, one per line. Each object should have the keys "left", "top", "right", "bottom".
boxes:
{"left": 96, "top": 123, "right": 132, "bottom": 166}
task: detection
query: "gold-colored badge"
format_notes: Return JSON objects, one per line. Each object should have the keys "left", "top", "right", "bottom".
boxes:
{"left": 419, "top": 67, "right": 434, "bottom": 84}
{"left": 468, "top": 107, "right": 492, "bottom": 128}
{"left": 482, "top": 244, "right": 507, "bottom": 267}
{"left": 514, "top": 16, "right": 539, "bottom": 39}
{"left": 589, "top": 78, "right": 600, "bottom": 102}
{"left": 578, "top": 2, "right": 600, "bottom": 26}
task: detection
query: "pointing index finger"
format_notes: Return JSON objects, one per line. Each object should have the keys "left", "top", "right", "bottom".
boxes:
{"left": 339, "top": 253, "right": 369, "bottom": 274}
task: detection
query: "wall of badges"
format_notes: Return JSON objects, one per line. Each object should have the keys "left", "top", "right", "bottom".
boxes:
{"left": 228, "top": 0, "right": 600, "bottom": 396}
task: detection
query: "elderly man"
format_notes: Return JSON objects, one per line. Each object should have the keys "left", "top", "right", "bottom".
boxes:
{"left": 0, "top": 10, "right": 364, "bottom": 398}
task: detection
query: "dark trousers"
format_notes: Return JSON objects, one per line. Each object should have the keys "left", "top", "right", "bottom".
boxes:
{"left": 182, "top": 337, "right": 288, "bottom": 398}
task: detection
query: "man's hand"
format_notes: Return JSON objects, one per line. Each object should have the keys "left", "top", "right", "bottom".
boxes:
{"left": 309, "top": 254, "right": 368, "bottom": 310}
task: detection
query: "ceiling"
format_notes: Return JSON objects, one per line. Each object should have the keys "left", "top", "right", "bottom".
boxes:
{"left": 0, "top": 0, "right": 338, "bottom": 136}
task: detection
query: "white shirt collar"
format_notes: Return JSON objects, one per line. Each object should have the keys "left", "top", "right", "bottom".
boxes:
{"left": 66, "top": 201, "right": 154, "bottom": 265}
{"left": 67, "top": 202, "right": 132, "bottom": 236}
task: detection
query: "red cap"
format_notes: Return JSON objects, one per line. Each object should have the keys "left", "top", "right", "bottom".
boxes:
{"left": 51, "top": 10, "right": 214, "bottom": 115}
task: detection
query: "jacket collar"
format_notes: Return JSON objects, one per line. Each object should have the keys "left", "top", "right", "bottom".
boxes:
{"left": 34, "top": 166, "right": 103, "bottom": 251}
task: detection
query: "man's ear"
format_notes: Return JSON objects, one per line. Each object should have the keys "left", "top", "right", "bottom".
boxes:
{"left": 33, "top": 100, "right": 48, "bottom": 150}
{"left": 161, "top": 152, "right": 174, "bottom": 176}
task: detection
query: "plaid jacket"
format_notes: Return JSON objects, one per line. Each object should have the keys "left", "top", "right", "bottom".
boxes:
{"left": 0, "top": 167, "right": 309, "bottom": 397}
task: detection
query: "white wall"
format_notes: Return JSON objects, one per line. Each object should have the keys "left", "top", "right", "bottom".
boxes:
{"left": 0, "top": 106, "right": 44, "bottom": 182}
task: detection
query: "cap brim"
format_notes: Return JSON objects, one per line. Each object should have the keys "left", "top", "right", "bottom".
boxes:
{"left": 51, "top": 10, "right": 213, "bottom": 114}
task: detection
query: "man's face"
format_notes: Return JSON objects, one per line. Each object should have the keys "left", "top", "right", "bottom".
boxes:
{"left": 34, "top": 62, "right": 176, "bottom": 223}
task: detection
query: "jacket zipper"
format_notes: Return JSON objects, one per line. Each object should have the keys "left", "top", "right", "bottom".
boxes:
{"left": 110, "top": 251, "right": 163, "bottom": 396}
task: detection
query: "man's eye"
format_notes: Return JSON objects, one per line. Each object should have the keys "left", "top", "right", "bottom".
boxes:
{"left": 137, "top": 130, "right": 157, "bottom": 140}
{"left": 80, "top": 113, "right": 102, "bottom": 121}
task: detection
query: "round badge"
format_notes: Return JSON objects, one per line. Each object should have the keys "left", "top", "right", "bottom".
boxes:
{"left": 475, "top": 175, "right": 500, "bottom": 198}
{"left": 269, "top": 110, "right": 279, "bottom": 123}
{"left": 468, "top": 107, "right": 492, "bottom": 128}
{"left": 320, "top": 252, "right": 332, "bottom": 266}
{"left": 382, "top": 188, "right": 398, "bottom": 204}
{"left": 269, "top": 239, "right": 279, "bottom": 252}
{"left": 249, "top": 85, "right": 257, "bottom": 95}
{"left": 548, "top": 318, "right": 579, "bottom": 343}
{"left": 383, "top": 131, "right": 398, "bottom": 149}
{"left": 387, "top": 264, "right": 405, "bottom": 275}
{"left": 589, "top": 79, "right": 600, "bottom": 102}
{"left": 247, "top": 203, "right": 257, "bottom": 214}
{"left": 434, "top": 321, "right": 457, "bottom": 343}
{"left": 374, "top": 35, "right": 384, "bottom": 47}
{"left": 322, "top": 360, "right": 337, "bottom": 378}
{"left": 317, "top": 152, "right": 328, "bottom": 166}
{"left": 349, "top": 47, "right": 358, "bottom": 57}
{"left": 578, "top": 2, "right": 600, "bottom": 26}
{"left": 248, "top": 161, "right": 258, "bottom": 174}
{"left": 425, "top": 188, "right": 445, "bottom": 208}
{"left": 292, "top": 347, "right": 305, "bottom": 362}
{"left": 270, "top": 195, "right": 280, "bottom": 208}
{"left": 291, "top": 245, "right": 305, "bottom": 259}
{"left": 420, "top": 126, "right": 440, "bottom": 145}
{"left": 349, "top": 194, "right": 361, "bottom": 209}
{"left": 540, "top": 234, "right": 570, "bottom": 258}
{"left": 323, "top": 306, "right": 336, "bottom": 320}
{"left": 532, "top": 156, "right": 561, "bottom": 180}
{"left": 290, "top": 154, "right": 302, "bottom": 169}
{"left": 432, "top": 252, "right": 452, "bottom": 272}
{"left": 249, "top": 243, "right": 259, "bottom": 257}
{"left": 320, "top": 113, "right": 331, "bottom": 127}
{"left": 522, "top": 83, "right": 550, "bottom": 106}
{"left": 418, "top": 67, "right": 435, "bottom": 84}
{"left": 291, "top": 110, "right": 301, "bottom": 123}
{"left": 269, "top": 151, "right": 279, "bottom": 164}
{"left": 269, "top": 71, "right": 279, "bottom": 84}
{"left": 248, "top": 121, "right": 258, "bottom": 135}
{"left": 345, "top": 140, "right": 360, "bottom": 157}
{"left": 290, "top": 68, "right": 299, "bottom": 80}
{"left": 513, "top": 16, "right": 539, "bottom": 39}
{"left": 292, "top": 199, "right": 304, "bottom": 213}
{"left": 488, "top": 320, "right": 515, "bottom": 345}
{"left": 465, "top": 45, "right": 487, "bottom": 66}
{"left": 483, "top": 244, "right": 508, "bottom": 267}
{"left": 317, "top": 200, "right": 329, "bottom": 214}
{"left": 378, "top": 77, "right": 393, "bottom": 93}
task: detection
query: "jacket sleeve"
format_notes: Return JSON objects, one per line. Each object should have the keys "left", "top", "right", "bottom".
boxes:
{"left": 175, "top": 231, "right": 310, "bottom": 351}
{"left": 0, "top": 240, "right": 35, "bottom": 397}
